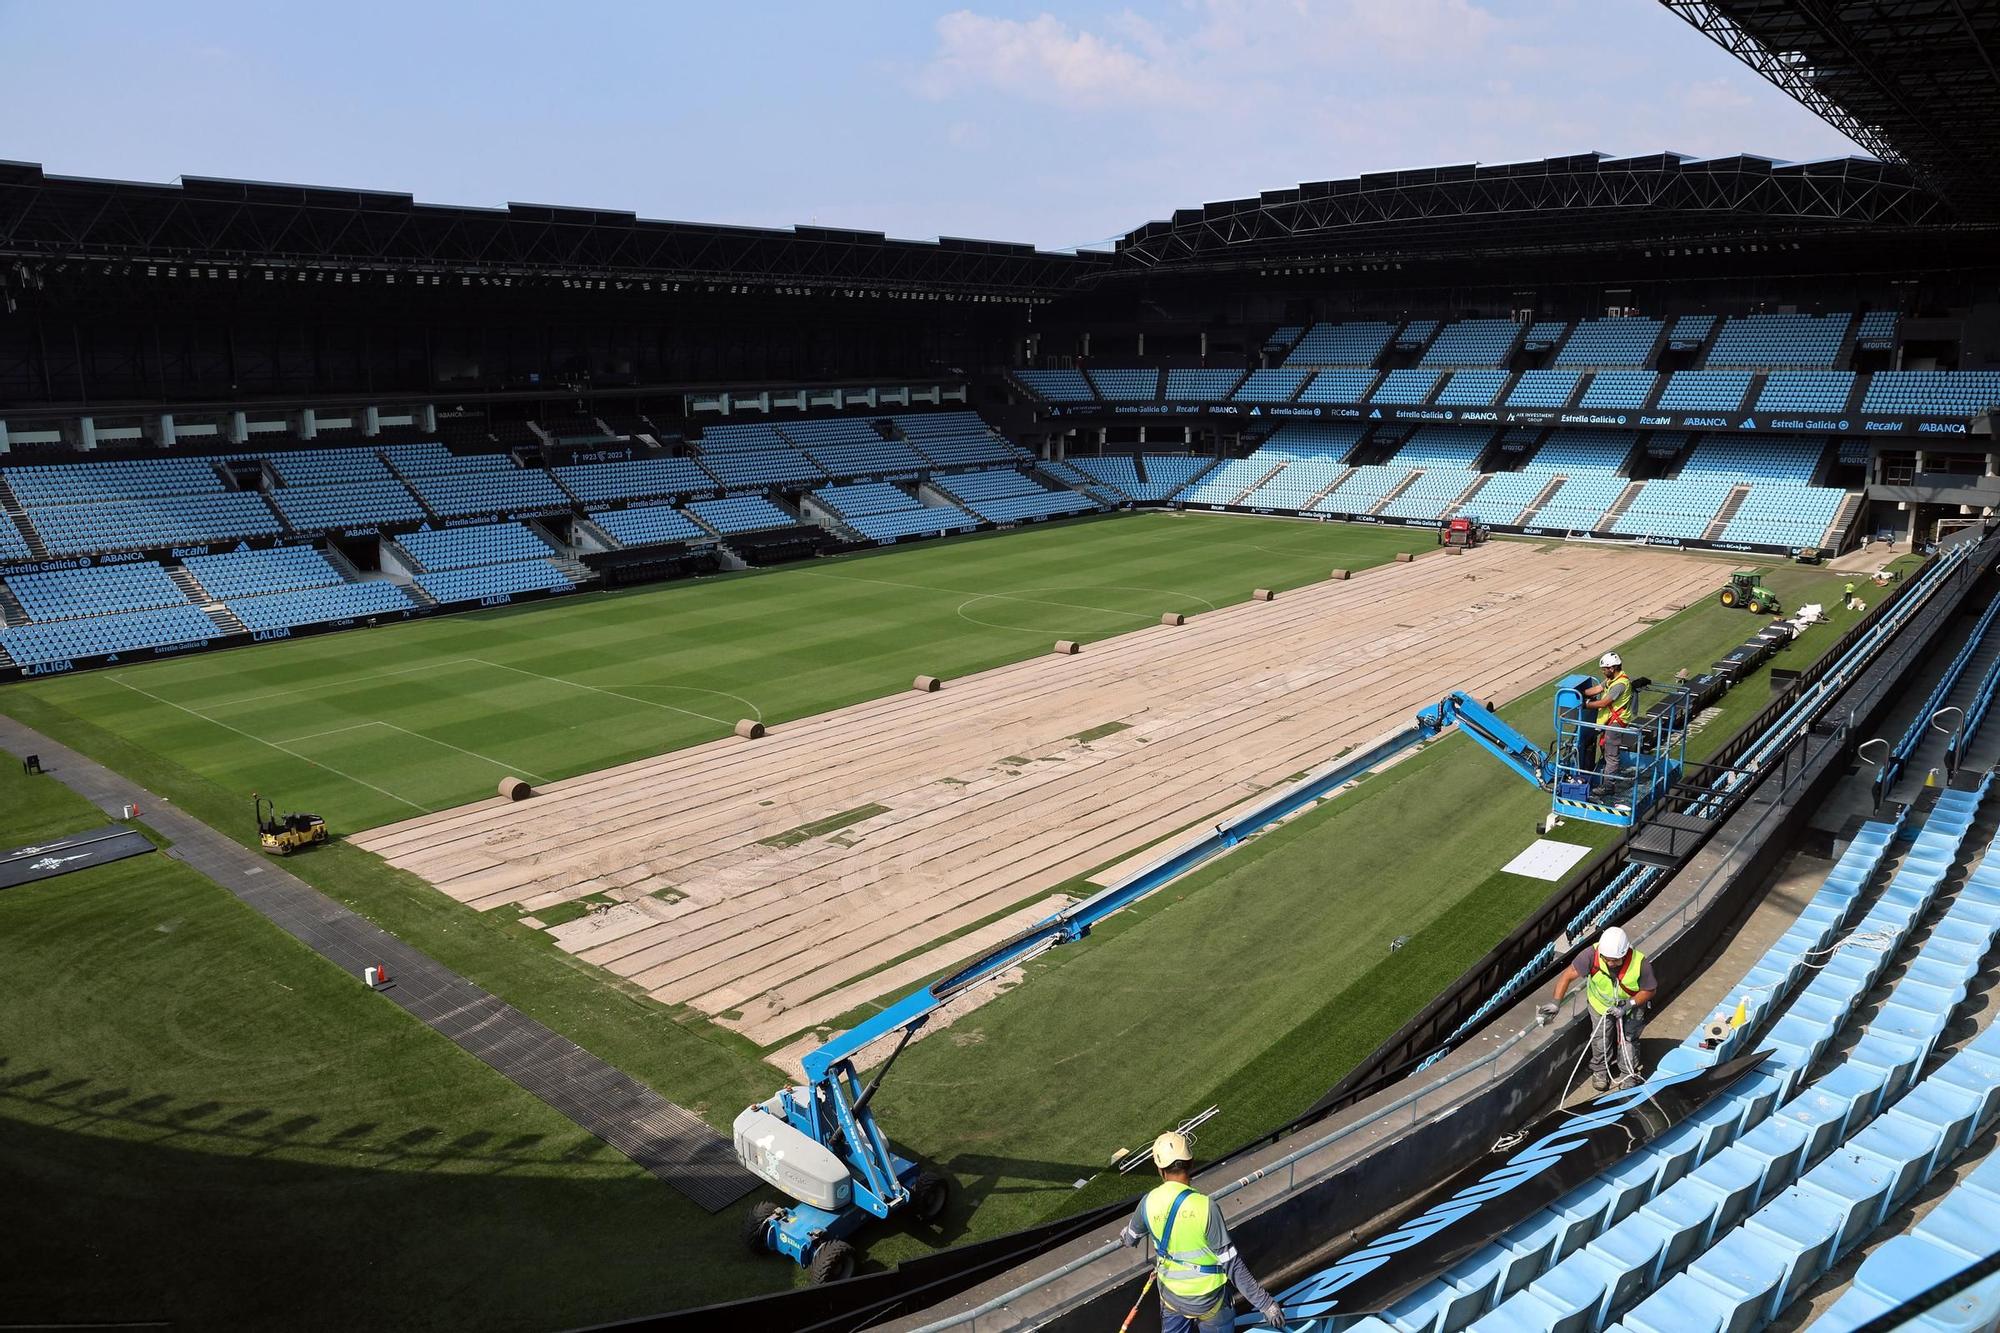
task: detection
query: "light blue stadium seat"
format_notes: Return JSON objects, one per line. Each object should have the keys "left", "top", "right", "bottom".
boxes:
{"left": 1799, "top": 1150, "right": 1900, "bottom": 1255}
{"left": 1621, "top": 1270, "right": 1742, "bottom": 1333}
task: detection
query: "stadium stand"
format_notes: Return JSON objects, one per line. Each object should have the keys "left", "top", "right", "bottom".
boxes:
{"left": 1243, "top": 459, "right": 1347, "bottom": 510}
{"left": 263, "top": 448, "right": 396, "bottom": 485}
{"left": 687, "top": 495, "right": 800, "bottom": 535}
{"left": 1394, "top": 319, "right": 1438, "bottom": 348}
{"left": 1668, "top": 313, "right": 1717, "bottom": 349}
{"left": 589, "top": 505, "right": 709, "bottom": 547}
{"left": 1164, "top": 369, "right": 1245, "bottom": 400}
{"left": 1506, "top": 369, "right": 1584, "bottom": 408}
{"left": 1554, "top": 318, "right": 1662, "bottom": 366}
{"left": 1379, "top": 469, "right": 1483, "bottom": 520}
{"left": 1086, "top": 368, "right": 1161, "bottom": 401}
{"left": 1015, "top": 369, "right": 1095, "bottom": 401}
{"left": 1656, "top": 370, "right": 1756, "bottom": 414}
{"left": 935, "top": 468, "right": 1097, "bottom": 523}
{"left": 694, "top": 446, "right": 826, "bottom": 488}
{"left": 1860, "top": 371, "right": 2000, "bottom": 417}
{"left": 1313, "top": 465, "right": 1412, "bottom": 516}
{"left": 1284, "top": 321, "right": 1396, "bottom": 366}
{"left": 1297, "top": 368, "right": 1380, "bottom": 403}
{"left": 394, "top": 453, "right": 571, "bottom": 518}
{"left": 270, "top": 480, "right": 426, "bottom": 532}
{"left": 554, "top": 456, "right": 715, "bottom": 503}
{"left": 7, "top": 561, "right": 188, "bottom": 621}
{"left": 1521, "top": 321, "right": 1569, "bottom": 350}
{"left": 4, "top": 457, "right": 225, "bottom": 505}
{"left": 1234, "top": 368, "right": 1313, "bottom": 402}
{"left": 26, "top": 493, "right": 284, "bottom": 555}
{"left": 0, "top": 522, "right": 28, "bottom": 562}
{"left": 414, "top": 560, "right": 573, "bottom": 604}
{"left": 1576, "top": 371, "right": 1660, "bottom": 410}
{"left": 1720, "top": 485, "right": 1847, "bottom": 547}
{"left": 1525, "top": 429, "right": 1633, "bottom": 473}
{"left": 1854, "top": 309, "right": 1900, "bottom": 349}
{"left": 229, "top": 582, "right": 416, "bottom": 632}
{"left": 1178, "top": 459, "right": 1273, "bottom": 506}
{"left": 1036, "top": 460, "right": 1122, "bottom": 505}
{"left": 1390, "top": 425, "right": 1491, "bottom": 469}
{"left": 1678, "top": 435, "right": 1823, "bottom": 484}
{"left": 1259, "top": 422, "right": 1366, "bottom": 461}
{"left": 1704, "top": 311, "right": 1851, "bottom": 367}
{"left": 1419, "top": 319, "right": 1522, "bottom": 367}
{"left": 1452, "top": 471, "right": 1550, "bottom": 525}
{"left": 1433, "top": 370, "right": 1512, "bottom": 407}
{"left": 1263, "top": 324, "right": 1303, "bottom": 353}
{"left": 1370, "top": 369, "right": 1444, "bottom": 405}
{"left": 1074, "top": 455, "right": 1217, "bottom": 502}
{"left": 0, "top": 604, "right": 222, "bottom": 666}
{"left": 396, "top": 523, "right": 550, "bottom": 571}
{"left": 1755, "top": 371, "right": 1857, "bottom": 415}
{"left": 811, "top": 481, "right": 978, "bottom": 541}
{"left": 1610, "top": 478, "right": 1733, "bottom": 538}
{"left": 894, "top": 412, "right": 1029, "bottom": 467}
{"left": 783, "top": 419, "right": 927, "bottom": 479}
{"left": 1526, "top": 473, "right": 1630, "bottom": 529}
{"left": 182, "top": 546, "right": 343, "bottom": 600}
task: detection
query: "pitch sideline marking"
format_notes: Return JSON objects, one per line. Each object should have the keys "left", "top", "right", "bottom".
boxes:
{"left": 465, "top": 658, "right": 753, "bottom": 725}
{"left": 108, "top": 677, "right": 432, "bottom": 813}
{"left": 271, "top": 719, "right": 551, "bottom": 784}
{"left": 799, "top": 568, "right": 1217, "bottom": 619}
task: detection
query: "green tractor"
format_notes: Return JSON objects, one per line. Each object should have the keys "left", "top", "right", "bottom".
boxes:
{"left": 1718, "top": 570, "right": 1782, "bottom": 615}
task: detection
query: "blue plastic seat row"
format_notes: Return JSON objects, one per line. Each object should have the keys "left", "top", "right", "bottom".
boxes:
{"left": 1554, "top": 320, "right": 1662, "bottom": 368}
{"left": 1433, "top": 793, "right": 1979, "bottom": 1332}
{"left": 6, "top": 560, "right": 189, "bottom": 622}
{"left": 801, "top": 440, "right": 928, "bottom": 479}
{"left": 591, "top": 504, "right": 708, "bottom": 547}
{"left": 1497, "top": 784, "right": 1996, "bottom": 1332}
{"left": 1625, "top": 941, "right": 2000, "bottom": 1333}
{"left": 1371, "top": 369, "right": 1444, "bottom": 406}
{"left": 1298, "top": 368, "right": 1382, "bottom": 404}
{"left": 1816, "top": 1152, "right": 2000, "bottom": 1330}
{"left": 1236, "top": 368, "right": 1315, "bottom": 402}
{"left": 554, "top": 456, "right": 715, "bottom": 502}
{"left": 1420, "top": 320, "right": 1522, "bottom": 367}
{"left": 271, "top": 480, "right": 426, "bottom": 531}
{"left": 686, "top": 495, "right": 797, "bottom": 535}
{"left": 1086, "top": 368, "right": 1162, "bottom": 400}
{"left": 398, "top": 522, "right": 549, "bottom": 571}
{"left": 230, "top": 581, "right": 416, "bottom": 631}
{"left": 1283, "top": 321, "right": 1397, "bottom": 367}
{"left": 413, "top": 559, "right": 572, "bottom": 605}
{"left": 183, "top": 546, "right": 343, "bottom": 600}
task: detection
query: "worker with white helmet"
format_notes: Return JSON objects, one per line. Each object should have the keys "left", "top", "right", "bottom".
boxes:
{"left": 1581, "top": 652, "right": 1636, "bottom": 804}
{"left": 1551, "top": 925, "right": 1657, "bottom": 1090}
{"left": 1119, "top": 1130, "right": 1286, "bottom": 1329}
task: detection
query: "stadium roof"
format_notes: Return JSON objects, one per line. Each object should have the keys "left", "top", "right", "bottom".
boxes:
{"left": 0, "top": 161, "right": 1101, "bottom": 298}
{"left": 1661, "top": 0, "right": 2000, "bottom": 221}
{"left": 1109, "top": 152, "right": 1953, "bottom": 272}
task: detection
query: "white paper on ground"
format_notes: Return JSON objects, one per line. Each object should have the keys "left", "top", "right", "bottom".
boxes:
{"left": 1501, "top": 838, "right": 1594, "bottom": 881}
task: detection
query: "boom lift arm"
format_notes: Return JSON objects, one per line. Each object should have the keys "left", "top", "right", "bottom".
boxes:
{"left": 735, "top": 679, "right": 1633, "bottom": 1277}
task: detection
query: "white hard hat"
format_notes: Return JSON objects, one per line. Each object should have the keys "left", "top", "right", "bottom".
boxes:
{"left": 1600, "top": 652, "right": 1623, "bottom": 670}
{"left": 1598, "top": 926, "right": 1630, "bottom": 959}
{"left": 1152, "top": 1131, "right": 1193, "bottom": 1168}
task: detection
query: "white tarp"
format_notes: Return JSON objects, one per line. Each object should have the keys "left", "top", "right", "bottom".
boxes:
{"left": 1501, "top": 838, "right": 1594, "bottom": 882}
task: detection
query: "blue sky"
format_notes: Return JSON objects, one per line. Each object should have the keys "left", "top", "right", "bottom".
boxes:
{"left": 0, "top": 1, "right": 1861, "bottom": 250}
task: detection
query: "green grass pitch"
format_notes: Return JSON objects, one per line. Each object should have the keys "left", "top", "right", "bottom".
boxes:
{"left": 0, "top": 513, "right": 1874, "bottom": 1319}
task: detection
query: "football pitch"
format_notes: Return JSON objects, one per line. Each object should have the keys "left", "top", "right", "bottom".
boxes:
{"left": 4, "top": 511, "right": 1436, "bottom": 831}
{"left": 0, "top": 512, "right": 1871, "bottom": 1319}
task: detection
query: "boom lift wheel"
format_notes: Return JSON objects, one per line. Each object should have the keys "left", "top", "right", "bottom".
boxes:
{"left": 743, "top": 1201, "right": 781, "bottom": 1254}
{"left": 911, "top": 1170, "right": 950, "bottom": 1224}
{"left": 809, "top": 1239, "right": 857, "bottom": 1284}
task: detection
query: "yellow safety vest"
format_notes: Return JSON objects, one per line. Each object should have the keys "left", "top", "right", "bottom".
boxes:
{"left": 1596, "top": 671, "right": 1633, "bottom": 727}
{"left": 1586, "top": 948, "right": 1646, "bottom": 1015}
{"left": 1144, "top": 1182, "right": 1227, "bottom": 1302}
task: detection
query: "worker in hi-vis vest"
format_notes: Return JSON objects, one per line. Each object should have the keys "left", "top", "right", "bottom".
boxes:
{"left": 1120, "top": 1131, "right": 1286, "bottom": 1330}
{"left": 1581, "top": 652, "right": 1635, "bottom": 799}
{"left": 1551, "top": 926, "right": 1657, "bottom": 1091}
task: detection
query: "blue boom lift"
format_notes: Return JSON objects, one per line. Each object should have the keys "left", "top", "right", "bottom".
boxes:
{"left": 735, "top": 673, "right": 1691, "bottom": 1279}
